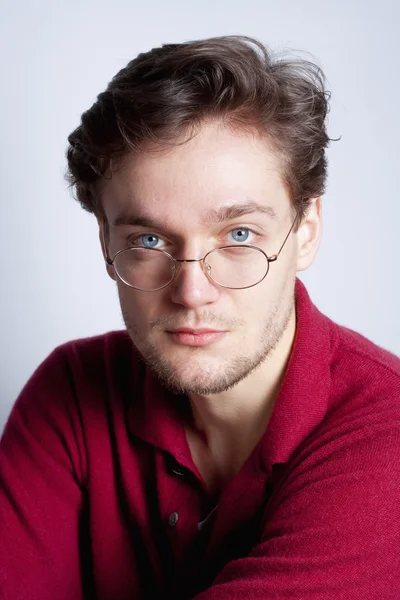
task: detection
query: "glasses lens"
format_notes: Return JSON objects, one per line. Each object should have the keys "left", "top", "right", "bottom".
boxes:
{"left": 113, "top": 248, "right": 175, "bottom": 290}
{"left": 204, "top": 246, "right": 269, "bottom": 288}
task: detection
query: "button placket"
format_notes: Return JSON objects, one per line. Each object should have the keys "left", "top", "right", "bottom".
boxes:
{"left": 163, "top": 455, "right": 185, "bottom": 530}
{"left": 161, "top": 452, "right": 203, "bottom": 548}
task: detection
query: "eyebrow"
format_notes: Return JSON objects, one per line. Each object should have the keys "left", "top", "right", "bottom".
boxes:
{"left": 203, "top": 202, "right": 276, "bottom": 223}
{"left": 111, "top": 202, "right": 276, "bottom": 229}
{"left": 112, "top": 214, "right": 161, "bottom": 228}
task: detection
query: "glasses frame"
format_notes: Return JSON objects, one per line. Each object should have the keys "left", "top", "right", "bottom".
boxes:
{"left": 104, "top": 212, "right": 299, "bottom": 292}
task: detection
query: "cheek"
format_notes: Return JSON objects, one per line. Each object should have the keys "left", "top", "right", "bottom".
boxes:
{"left": 233, "top": 288, "right": 269, "bottom": 324}
{"left": 118, "top": 285, "right": 165, "bottom": 324}
{"left": 118, "top": 286, "right": 147, "bottom": 318}
{"left": 237, "top": 276, "right": 285, "bottom": 322}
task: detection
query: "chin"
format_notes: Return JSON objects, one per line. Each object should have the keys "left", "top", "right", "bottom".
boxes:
{"left": 141, "top": 343, "right": 264, "bottom": 395}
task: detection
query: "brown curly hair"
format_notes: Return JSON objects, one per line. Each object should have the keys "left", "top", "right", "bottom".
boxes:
{"left": 66, "top": 35, "right": 331, "bottom": 221}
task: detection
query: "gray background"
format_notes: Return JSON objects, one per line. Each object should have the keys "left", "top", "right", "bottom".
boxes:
{"left": 1, "top": 0, "right": 399, "bottom": 431}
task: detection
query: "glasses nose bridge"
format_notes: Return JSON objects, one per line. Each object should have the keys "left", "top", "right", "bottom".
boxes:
{"left": 174, "top": 256, "right": 210, "bottom": 277}
{"left": 173, "top": 255, "right": 211, "bottom": 279}
{"left": 176, "top": 258, "right": 202, "bottom": 263}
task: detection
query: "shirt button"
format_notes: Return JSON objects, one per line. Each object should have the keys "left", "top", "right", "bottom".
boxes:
{"left": 171, "top": 466, "right": 186, "bottom": 477}
{"left": 168, "top": 512, "right": 179, "bottom": 527}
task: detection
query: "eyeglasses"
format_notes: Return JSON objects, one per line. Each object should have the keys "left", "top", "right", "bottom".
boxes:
{"left": 105, "top": 213, "right": 298, "bottom": 291}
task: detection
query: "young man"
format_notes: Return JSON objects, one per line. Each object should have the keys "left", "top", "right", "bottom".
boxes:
{"left": 1, "top": 36, "right": 399, "bottom": 599}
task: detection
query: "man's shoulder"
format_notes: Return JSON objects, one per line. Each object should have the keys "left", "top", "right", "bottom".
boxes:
{"left": 288, "top": 307, "right": 400, "bottom": 481}
{"left": 297, "top": 280, "right": 399, "bottom": 386}
{"left": 50, "top": 329, "right": 142, "bottom": 386}
{"left": 26, "top": 330, "right": 141, "bottom": 400}
{"left": 332, "top": 320, "right": 400, "bottom": 378}
{"left": 55, "top": 329, "right": 133, "bottom": 356}
{"left": 10, "top": 330, "right": 143, "bottom": 434}
{"left": 324, "top": 317, "right": 400, "bottom": 409}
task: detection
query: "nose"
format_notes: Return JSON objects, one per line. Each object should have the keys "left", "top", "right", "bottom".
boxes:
{"left": 169, "top": 259, "right": 220, "bottom": 308}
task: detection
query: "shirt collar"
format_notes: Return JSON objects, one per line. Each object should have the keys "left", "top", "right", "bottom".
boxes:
{"left": 258, "top": 278, "right": 337, "bottom": 471}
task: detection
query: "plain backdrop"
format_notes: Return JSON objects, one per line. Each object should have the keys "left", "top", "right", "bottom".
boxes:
{"left": 1, "top": 0, "right": 399, "bottom": 432}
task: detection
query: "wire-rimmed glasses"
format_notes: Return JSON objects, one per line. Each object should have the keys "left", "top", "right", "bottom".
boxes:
{"left": 105, "top": 213, "right": 298, "bottom": 291}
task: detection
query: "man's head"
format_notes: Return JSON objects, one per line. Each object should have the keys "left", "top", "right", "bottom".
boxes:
{"left": 65, "top": 36, "right": 329, "bottom": 395}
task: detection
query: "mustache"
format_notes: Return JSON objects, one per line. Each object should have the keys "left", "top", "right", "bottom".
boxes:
{"left": 150, "top": 311, "right": 242, "bottom": 330}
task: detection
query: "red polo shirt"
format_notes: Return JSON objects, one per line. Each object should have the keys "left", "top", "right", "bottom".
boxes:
{"left": 1, "top": 280, "right": 400, "bottom": 599}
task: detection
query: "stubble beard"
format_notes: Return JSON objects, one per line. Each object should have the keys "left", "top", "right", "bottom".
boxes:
{"left": 120, "top": 284, "right": 295, "bottom": 396}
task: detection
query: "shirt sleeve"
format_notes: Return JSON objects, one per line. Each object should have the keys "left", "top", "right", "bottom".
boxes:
{"left": 0, "top": 347, "right": 87, "bottom": 600}
{"left": 193, "top": 403, "right": 400, "bottom": 600}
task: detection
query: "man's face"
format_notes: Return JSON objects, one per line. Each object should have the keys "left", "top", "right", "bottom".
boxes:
{"left": 100, "top": 121, "right": 302, "bottom": 395}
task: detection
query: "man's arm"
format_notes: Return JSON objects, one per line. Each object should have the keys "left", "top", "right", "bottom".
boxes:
{"left": 194, "top": 402, "right": 400, "bottom": 599}
{"left": 0, "top": 348, "right": 86, "bottom": 600}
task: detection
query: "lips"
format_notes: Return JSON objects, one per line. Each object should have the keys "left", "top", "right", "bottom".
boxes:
{"left": 170, "top": 328, "right": 224, "bottom": 335}
{"left": 167, "top": 327, "right": 227, "bottom": 347}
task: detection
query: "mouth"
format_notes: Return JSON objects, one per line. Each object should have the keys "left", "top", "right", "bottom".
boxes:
{"left": 166, "top": 328, "right": 227, "bottom": 347}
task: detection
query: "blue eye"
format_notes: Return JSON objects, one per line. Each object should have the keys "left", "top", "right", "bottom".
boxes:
{"left": 231, "top": 228, "right": 250, "bottom": 243}
{"left": 140, "top": 234, "right": 160, "bottom": 248}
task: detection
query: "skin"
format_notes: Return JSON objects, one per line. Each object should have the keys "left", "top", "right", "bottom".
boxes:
{"left": 98, "top": 120, "right": 321, "bottom": 495}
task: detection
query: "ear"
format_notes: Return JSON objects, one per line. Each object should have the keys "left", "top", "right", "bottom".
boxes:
{"left": 296, "top": 197, "right": 322, "bottom": 272}
{"left": 96, "top": 217, "right": 116, "bottom": 281}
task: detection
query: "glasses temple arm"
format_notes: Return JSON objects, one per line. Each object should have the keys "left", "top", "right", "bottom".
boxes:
{"left": 269, "top": 213, "right": 299, "bottom": 262}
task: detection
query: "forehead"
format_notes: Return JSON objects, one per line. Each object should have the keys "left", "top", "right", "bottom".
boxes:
{"left": 100, "top": 121, "right": 291, "bottom": 226}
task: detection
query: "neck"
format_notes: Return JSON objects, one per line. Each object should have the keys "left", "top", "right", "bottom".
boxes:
{"left": 186, "top": 309, "right": 296, "bottom": 487}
